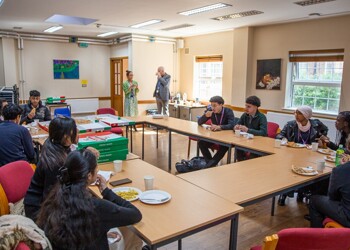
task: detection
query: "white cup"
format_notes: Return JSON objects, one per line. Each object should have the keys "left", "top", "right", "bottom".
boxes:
{"left": 312, "top": 142, "right": 319, "bottom": 152}
{"left": 144, "top": 175, "right": 154, "bottom": 190}
{"left": 235, "top": 130, "right": 241, "bottom": 137}
{"left": 247, "top": 134, "right": 254, "bottom": 139}
{"left": 316, "top": 160, "right": 326, "bottom": 173}
{"left": 275, "top": 139, "right": 282, "bottom": 148}
{"left": 113, "top": 160, "right": 122, "bottom": 173}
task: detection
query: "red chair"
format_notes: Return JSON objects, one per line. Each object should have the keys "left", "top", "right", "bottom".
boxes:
{"left": 187, "top": 119, "right": 220, "bottom": 159}
{"left": 323, "top": 217, "right": 345, "bottom": 228}
{"left": 96, "top": 108, "right": 123, "bottom": 135}
{"left": 250, "top": 228, "right": 350, "bottom": 250}
{"left": 16, "top": 242, "right": 31, "bottom": 250}
{"left": 267, "top": 122, "right": 280, "bottom": 138}
{"left": 0, "top": 161, "right": 35, "bottom": 215}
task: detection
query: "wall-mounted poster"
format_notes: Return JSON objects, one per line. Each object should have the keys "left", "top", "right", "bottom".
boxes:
{"left": 53, "top": 59, "right": 79, "bottom": 79}
{"left": 256, "top": 59, "right": 281, "bottom": 90}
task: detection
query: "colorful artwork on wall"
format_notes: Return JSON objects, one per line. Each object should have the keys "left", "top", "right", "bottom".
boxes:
{"left": 53, "top": 59, "right": 79, "bottom": 79}
{"left": 256, "top": 59, "right": 281, "bottom": 90}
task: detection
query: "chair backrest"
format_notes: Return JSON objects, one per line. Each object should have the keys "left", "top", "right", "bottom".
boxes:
{"left": 54, "top": 107, "right": 71, "bottom": 118}
{"left": 275, "top": 228, "right": 350, "bottom": 250}
{"left": 267, "top": 122, "right": 279, "bottom": 138}
{"left": 0, "top": 161, "right": 34, "bottom": 205}
{"left": 97, "top": 108, "right": 118, "bottom": 116}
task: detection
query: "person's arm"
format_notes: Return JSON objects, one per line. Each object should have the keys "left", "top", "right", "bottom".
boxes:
{"left": 20, "top": 106, "right": 32, "bottom": 124}
{"left": 198, "top": 114, "right": 210, "bottom": 125}
{"left": 44, "top": 107, "right": 51, "bottom": 121}
{"left": 122, "top": 81, "right": 131, "bottom": 95}
{"left": 327, "top": 141, "right": 338, "bottom": 151}
{"left": 158, "top": 74, "right": 171, "bottom": 87}
{"left": 21, "top": 127, "right": 35, "bottom": 162}
{"left": 247, "top": 114, "right": 267, "bottom": 136}
{"left": 328, "top": 167, "right": 341, "bottom": 201}
{"left": 220, "top": 109, "right": 235, "bottom": 130}
{"left": 97, "top": 188, "right": 142, "bottom": 227}
{"left": 134, "top": 81, "right": 139, "bottom": 94}
{"left": 276, "top": 123, "right": 288, "bottom": 140}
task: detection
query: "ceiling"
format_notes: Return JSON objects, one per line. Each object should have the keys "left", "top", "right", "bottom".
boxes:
{"left": 0, "top": 0, "right": 349, "bottom": 39}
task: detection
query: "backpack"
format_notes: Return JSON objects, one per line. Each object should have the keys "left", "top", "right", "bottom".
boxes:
{"left": 175, "top": 156, "right": 207, "bottom": 173}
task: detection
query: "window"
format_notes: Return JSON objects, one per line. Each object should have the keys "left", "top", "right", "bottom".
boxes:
{"left": 193, "top": 55, "right": 223, "bottom": 101}
{"left": 287, "top": 49, "right": 344, "bottom": 114}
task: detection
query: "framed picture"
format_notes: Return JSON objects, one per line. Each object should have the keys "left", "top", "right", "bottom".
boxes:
{"left": 256, "top": 59, "right": 281, "bottom": 90}
{"left": 53, "top": 59, "right": 79, "bottom": 79}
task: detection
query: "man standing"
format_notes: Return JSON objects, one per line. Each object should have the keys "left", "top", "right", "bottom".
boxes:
{"left": 153, "top": 66, "right": 171, "bottom": 115}
{"left": 21, "top": 90, "right": 51, "bottom": 125}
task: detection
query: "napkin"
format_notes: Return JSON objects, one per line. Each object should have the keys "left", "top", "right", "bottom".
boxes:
{"left": 91, "top": 170, "right": 114, "bottom": 185}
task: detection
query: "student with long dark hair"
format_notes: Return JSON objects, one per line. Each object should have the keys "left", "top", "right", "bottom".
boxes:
{"left": 24, "top": 116, "right": 78, "bottom": 220}
{"left": 37, "top": 149, "right": 142, "bottom": 250}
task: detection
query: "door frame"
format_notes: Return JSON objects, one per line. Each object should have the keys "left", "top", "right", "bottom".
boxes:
{"left": 110, "top": 57, "right": 128, "bottom": 116}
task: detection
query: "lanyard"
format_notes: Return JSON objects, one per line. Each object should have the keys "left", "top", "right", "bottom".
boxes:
{"left": 214, "top": 108, "right": 224, "bottom": 125}
{"left": 298, "top": 129, "right": 311, "bottom": 144}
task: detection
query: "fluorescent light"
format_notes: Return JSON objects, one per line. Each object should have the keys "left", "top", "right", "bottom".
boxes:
{"left": 130, "top": 19, "right": 164, "bottom": 29}
{"left": 0, "top": 0, "right": 4, "bottom": 7}
{"left": 43, "top": 26, "right": 63, "bottom": 33}
{"left": 178, "top": 3, "right": 231, "bottom": 16}
{"left": 97, "top": 31, "right": 119, "bottom": 37}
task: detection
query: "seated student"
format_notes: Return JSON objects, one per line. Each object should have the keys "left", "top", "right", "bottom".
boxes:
{"left": 319, "top": 111, "right": 350, "bottom": 152}
{"left": 24, "top": 117, "right": 79, "bottom": 220}
{"left": 309, "top": 152, "right": 350, "bottom": 228}
{"left": 276, "top": 105, "right": 329, "bottom": 206}
{"left": 197, "top": 96, "right": 235, "bottom": 168}
{"left": 36, "top": 149, "right": 142, "bottom": 250}
{"left": 0, "top": 98, "right": 8, "bottom": 122}
{"left": 21, "top": 90, "right": 51, "bottom": 125}
{"left": 0, "top": 104, "right": 35, "bottom": 166}
{"left": 234, "top": 96, "right": 267, "bottom": 161}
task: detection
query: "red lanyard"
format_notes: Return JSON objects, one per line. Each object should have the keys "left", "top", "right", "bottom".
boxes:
{"left": 214, "top": 108, "right": 224, "bottom": 125}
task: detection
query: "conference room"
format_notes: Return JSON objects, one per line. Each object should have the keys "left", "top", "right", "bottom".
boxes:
{"left": 1, "top": 0, "right": 350, "bottom": 249}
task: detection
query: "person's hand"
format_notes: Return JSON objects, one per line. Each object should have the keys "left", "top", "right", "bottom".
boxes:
{"left": 96, "top": 174, "right": 107, "bottom": 193}
{"left": 210, "top": 125, "right": 222, "bottom": 132}
{"left": 239, "top": 125, "right": 249, "bottom": 132}
{"left": 205, "top": 111, "right": 213, "bottom": 118}
{"left": 107, "top": 231, "right": 122, "bottom": 243}
{"left": 28, "top": 108, "right": 36, "bottom": 119}
{"left": 234, "top": 125, "right": 240, "bottom": 131}
{"left": 86, "top": 147, "right": 100, "bottom": 159}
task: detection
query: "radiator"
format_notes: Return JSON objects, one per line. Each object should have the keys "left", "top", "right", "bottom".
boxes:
{"left": 266, "top": 111, "right": 336, "bottom": 142}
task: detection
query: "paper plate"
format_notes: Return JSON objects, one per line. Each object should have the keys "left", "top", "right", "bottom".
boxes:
{"left": 139, "top": 190, "right": 171, "bottom": 204}
{"left": 112, "top": 187, "right": 142, "bottom": 202}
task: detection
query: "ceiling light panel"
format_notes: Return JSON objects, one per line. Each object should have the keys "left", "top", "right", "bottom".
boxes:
{"left": 43, "top": 26, "right": 63, "bottom": 33}
{"left": 130, "top": 19, "right": 164, "bottom": 28}
{"left": 213, "top": 10, "right": 264, "bottom": 21}
{"left": 178, "top": 3, "right": 232, "bottom": 16}
{"left": 294, "top": 0, "right": 336, "bottom": 7}
{"left": 162, "top": 24, "right": 194, "bottom": 31}
{"left": 97, "top": 31, "right": 119, "bottom": 37}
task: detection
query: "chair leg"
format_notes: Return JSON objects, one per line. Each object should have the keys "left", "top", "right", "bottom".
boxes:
{"left": 187, "top": 138, "right": 191, "bottom": 159}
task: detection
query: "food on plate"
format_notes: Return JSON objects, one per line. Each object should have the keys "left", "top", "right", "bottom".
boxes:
{"left": 287, "top": 142, "right": 304, "bottom": 148}
{"left": 115, "top": 189, "right": 139, "bottom": 201}
{"left": 318, "top": 148, "right": 333, "bottom": 154}
{"left": 292, "top": 165, "right": 315, "bottom": 174}
{"left": 326, "top": 155, "right": 336, "bottom": 162}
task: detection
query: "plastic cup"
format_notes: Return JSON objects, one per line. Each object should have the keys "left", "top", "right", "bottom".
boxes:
{"left": 113, "top": 160, "right": 122, "bottom": 173}
{"left": 235, "top": 130, "right": 241, "bottom": 137}
{"left": 312, "top": 142, "right": 319, "bottom": 152}
{"left": 316, "top": 160, "right": 326, "bottom": 173}
{"left": 275, "top": 139, "right": 281, "bottom": 148}
{"left": 144, "top": 175, "right": 154, "bottom": 190}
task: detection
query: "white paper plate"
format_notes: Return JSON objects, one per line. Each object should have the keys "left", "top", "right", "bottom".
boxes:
{"left": 152, "top": 114, "right": 164, "bottom": 119}
{"left": 317, "top": 148, "right": 334, "bottom": 155}
{"left": 139, "top": 190, "right": 171, "bottom": 204}
{"left": 292, "top": 166, "right": 318, "bottom": 176}
{"left": 240, "top": 132, "right": 248, "bottom": 135}
{"left": 324, "top": 155, "right": 335, "bottom": 163}
{"left": 112, "top": 187, "right": 142, "bottom": 202}
{"left": 287, "top": 143, "right": 306, "bottom": 148}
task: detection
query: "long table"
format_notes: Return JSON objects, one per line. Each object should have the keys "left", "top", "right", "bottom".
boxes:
{"left": 90, "top": 159, "right": 243, "bottom": 250}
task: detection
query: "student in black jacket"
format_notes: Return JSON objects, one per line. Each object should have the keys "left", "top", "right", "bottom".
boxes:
{"left": 24, "top": 117, "right": 79, "bottom": 220}
{"left": 36, "top": 149, "right": 142, "bottom": 250}
{"left": 319, "top": 111, "right": 350, "bottom": 152}
{"left": 0, "top": 104, "right": 35, "bottom": 166}
{"left": 197, "top": 96, "right": 235, "bottom": 168}
{"left": 20, "top": 90, "right": 51, "bottom": 125}
{"left": 309, "top": 160, "right": 350, "bottom": 228}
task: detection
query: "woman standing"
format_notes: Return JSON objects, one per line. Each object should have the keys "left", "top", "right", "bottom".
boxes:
{"left": 123, "top": 70, "right": 139, "bottom": 117}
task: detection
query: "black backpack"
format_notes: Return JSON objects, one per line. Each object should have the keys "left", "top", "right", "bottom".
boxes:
{"left": 175, "top": 156, "right": 207, "bottom": 173}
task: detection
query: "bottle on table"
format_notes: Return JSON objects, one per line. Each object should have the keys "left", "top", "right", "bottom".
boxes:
{"left": 335, "top": 144, "right": 345, "bottom": 166}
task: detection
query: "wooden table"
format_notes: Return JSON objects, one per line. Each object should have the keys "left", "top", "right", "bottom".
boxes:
{"left": 90, "top": 159, "right": 243, "bottom": 250}
{"left": 178, "top": 152, "right": 332, "bottom": 216}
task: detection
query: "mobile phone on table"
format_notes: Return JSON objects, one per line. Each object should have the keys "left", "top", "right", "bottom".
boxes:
{"left": 110, "top": 178, "right": 132, "bottom": 186}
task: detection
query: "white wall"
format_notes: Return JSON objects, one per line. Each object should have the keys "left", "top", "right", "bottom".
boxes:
{"left": 0, "top": 39, "right": 5, "bottom": 86}
{"left": 1, "top": 38, "right": 18, "bottom": 88}
{"left": 20, "top": 40, "right": 110, "bottom": 100}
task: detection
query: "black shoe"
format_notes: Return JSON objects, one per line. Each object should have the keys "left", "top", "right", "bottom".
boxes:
{"left": 304, "top": 214, "right": 311, "bottom": 221}
{"left": 278, "top": 195, "right": 287, "bottom": 206}
{"left": 297, "top": 193, "right": 304, "bottom": 203}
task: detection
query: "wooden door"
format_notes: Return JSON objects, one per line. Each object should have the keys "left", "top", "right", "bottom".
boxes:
{"left": 110, "top": 58, "right": 124, "bottom": 116}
